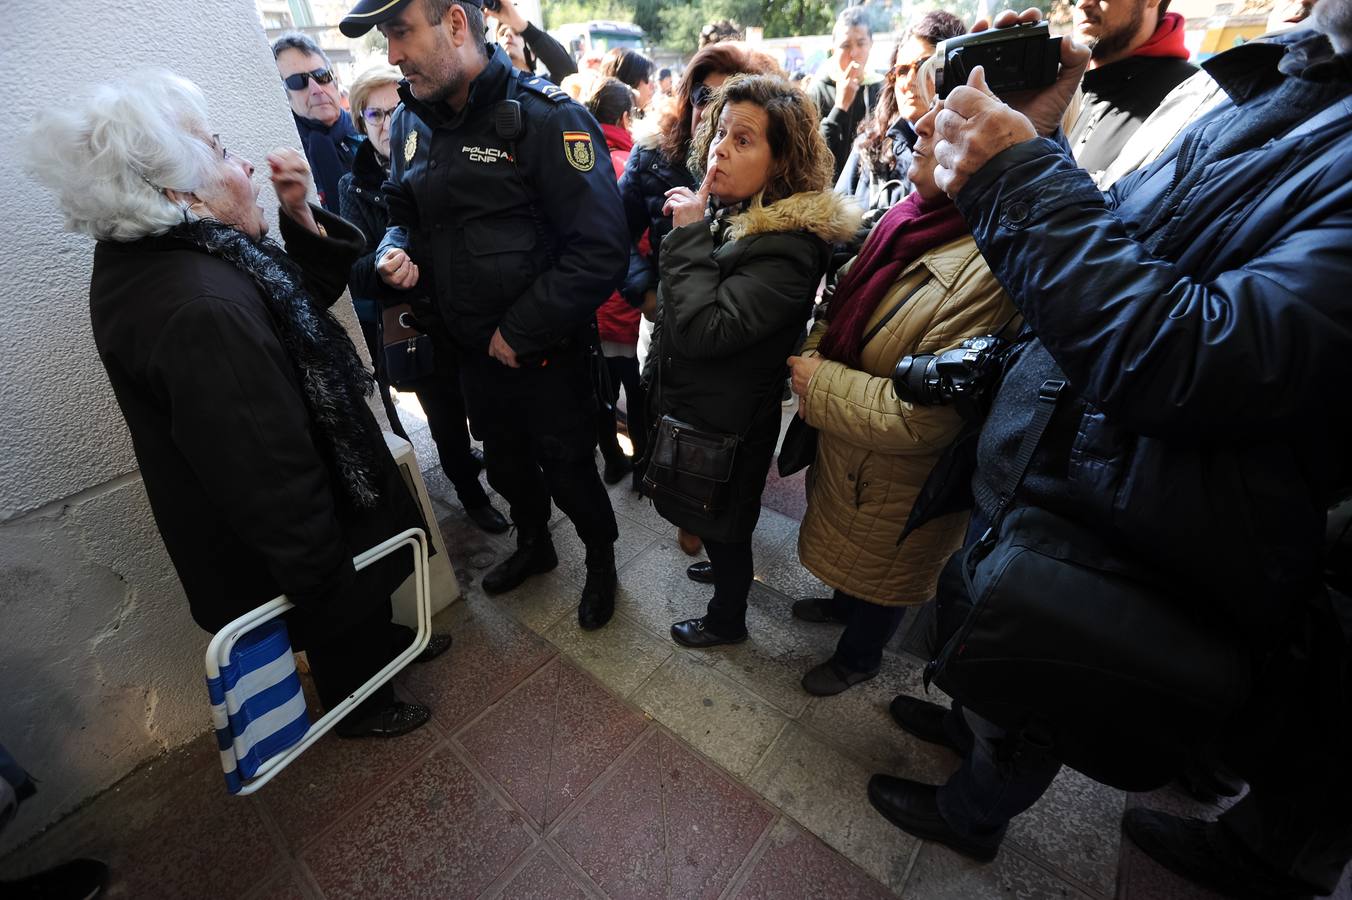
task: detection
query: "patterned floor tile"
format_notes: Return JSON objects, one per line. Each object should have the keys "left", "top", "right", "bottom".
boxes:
{"left": 1007, "top": 767, "right": 1125, "bottom": 896}
{"left": 631, "top": 654, "right": 788, "bottom": 778}
{"left": 458, "top": 658, "right": 647, "bottom": 827}
{"left": 905, "top": 843, "right": 1093, "bottom": 900}
{"left": 301, "top": 742, "right": 532, "bottom": 900}
{"left": 545, "top": 609, "right": 674, "bottom": 698}
{"left": 397, "top": 600, "right": 555, "bottom": 734}
{"left": 488, "top": 845, "right": 593, "bottom": 900}
{"left": 747, "top": 723, "right": 915, "bottom": 894}
{"left": 731, "top": 818, "right": 896, "bottom": 900}
{"left": 0, "top": 734, "right": 280, "bottom": 900}
{"left": 553, "top": 730, "right": 774, "bottom": 900}
{"left": 257, "top": 721, "right": 439, "bottom": 852}
{"left": 243, "top": 865, "right": 315, "bottom": 900}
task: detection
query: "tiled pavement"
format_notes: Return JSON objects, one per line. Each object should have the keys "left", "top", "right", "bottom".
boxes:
{"left": 5, "top": 405, "right": 1352, "bottom": 899}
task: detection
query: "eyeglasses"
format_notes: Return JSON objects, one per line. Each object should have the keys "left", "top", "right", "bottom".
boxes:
{"left": 691, "top": 83, "right": 715, "bottom": 108}
{"left": 361, "top": 106, "right": 398, "bottom": 127}
{"left": 282, "top": 68, "right": 334, "bottom": 91}
{"left": 209, "top": 133, "right": 231, "bottom": 160}
{"left": 890, "top": 57, "right": 932, "bottom": 81}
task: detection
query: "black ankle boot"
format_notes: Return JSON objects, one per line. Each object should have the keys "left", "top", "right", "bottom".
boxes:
{"left": 578, "top": 543, "right": 617, "bottom": 630}
{"left": 482, "top": 526, "right": 558, "bottom": 594}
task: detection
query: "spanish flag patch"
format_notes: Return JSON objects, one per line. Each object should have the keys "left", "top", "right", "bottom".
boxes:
{"left": 562, "top": 131, "right": 595, "bottom": 172}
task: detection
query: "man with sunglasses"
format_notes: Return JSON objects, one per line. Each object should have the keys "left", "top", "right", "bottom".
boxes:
{"left": 272, "top": 33, "right": 360, "bottom": 212}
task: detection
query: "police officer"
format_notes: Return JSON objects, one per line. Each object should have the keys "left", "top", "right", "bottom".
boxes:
{"left": 340, "top": 0, "right": 629, "bottom": 630}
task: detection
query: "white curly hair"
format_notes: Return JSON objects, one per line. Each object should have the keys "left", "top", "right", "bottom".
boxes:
{"left": 22, "top": 70, "right": 222, "bottom": 241}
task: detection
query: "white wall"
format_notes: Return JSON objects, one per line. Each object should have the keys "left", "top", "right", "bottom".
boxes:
{"left": 0, "top": 0, "right": 368, "bottom": 854}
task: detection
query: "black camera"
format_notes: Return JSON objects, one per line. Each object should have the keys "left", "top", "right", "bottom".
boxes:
{"left": 934, "top": 23, "right": 1062, "bottom": 99}
{"left": 892, "top": 335, "right": 1007, "bottom": 420}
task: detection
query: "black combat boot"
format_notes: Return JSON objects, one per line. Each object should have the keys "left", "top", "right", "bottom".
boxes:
{"left": 482, "top": 525, "right": 558, "bottom": 594}
{"left": 578, "top": 543, "right": 617, "bottom": 630}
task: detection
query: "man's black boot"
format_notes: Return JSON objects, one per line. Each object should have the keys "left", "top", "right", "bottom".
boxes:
{"left": 578, "top": 543, "right": 617, "bottom": 630}
{"left": 482, "top": 525, "right": 557, "bottom": 594}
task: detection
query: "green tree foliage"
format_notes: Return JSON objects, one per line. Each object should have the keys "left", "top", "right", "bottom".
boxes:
{"left": 541, "top": 0, "right": 1066, "bottom": 54}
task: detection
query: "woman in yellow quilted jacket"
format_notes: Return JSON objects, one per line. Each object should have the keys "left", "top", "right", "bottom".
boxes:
{"left": 786, "top": 61, "right": 1017, "bottom": 696}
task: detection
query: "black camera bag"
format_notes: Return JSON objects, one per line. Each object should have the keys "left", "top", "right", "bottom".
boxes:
{"left": 927, "top": 378, "right": 1253, "bottom": 792}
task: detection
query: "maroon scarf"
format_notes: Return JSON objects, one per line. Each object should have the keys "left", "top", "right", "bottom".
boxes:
{"left": 818, "top": 191, "right": 968, "bottom": 368}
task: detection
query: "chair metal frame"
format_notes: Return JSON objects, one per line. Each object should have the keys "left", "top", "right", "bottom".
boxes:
{"left": 204, "top": 527, "right": 431, "bottom": 795}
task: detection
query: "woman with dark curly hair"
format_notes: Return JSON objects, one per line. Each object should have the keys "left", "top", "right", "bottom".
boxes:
{"left": 836, "top": 12, "right": 966, "bottom": 223}
{"left": 653, "top": 74, "right": 860, "bottom": 649}
{"left": 618, "top": 41, "right": 781, "bottom": 565}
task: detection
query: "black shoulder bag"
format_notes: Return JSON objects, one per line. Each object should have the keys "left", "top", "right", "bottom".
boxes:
{"left": 926, "top": 378, "right": 1253, "bottom": 792}
{"left": 642, "top": 324, "right": 782, "bottom": 518}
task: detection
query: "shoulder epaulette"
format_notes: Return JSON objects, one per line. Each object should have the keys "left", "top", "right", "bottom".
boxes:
{"left": 517, "top": 75, "right": 571, "bottom": 104}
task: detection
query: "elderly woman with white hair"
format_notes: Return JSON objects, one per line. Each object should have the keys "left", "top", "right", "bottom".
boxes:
{"left": 23, "top": 70, "right": 445, "bottom": 739}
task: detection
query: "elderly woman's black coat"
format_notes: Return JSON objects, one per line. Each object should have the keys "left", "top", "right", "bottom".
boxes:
{"left": 89, "top": 206, "right": 425, "bottom": 641}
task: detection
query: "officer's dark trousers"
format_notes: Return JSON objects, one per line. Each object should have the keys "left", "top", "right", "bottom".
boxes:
{"left": 302, "top": 596, "right": 398, "bottom": 720}
{"left": 402, "top": 363, "right": 490, "bottom": 511}
{"left": 459, "top": 353, "right": 618, "bottom": 546}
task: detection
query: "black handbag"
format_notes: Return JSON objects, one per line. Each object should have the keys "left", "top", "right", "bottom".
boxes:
{"left": 777, "top": 281, "right": 922, "bottom": 479}
{"left": 382, "top": 304, "right": 436, "bottom": 388}
{"left": 777, "top": 414, "right": 818, "bottom": 478}
{"left": 642, "top": 327, "right": 780, "bottom": 517}
{"left": 926, "top": 378, "right": 1253, "bottom": 792}
{"left": 643, "top": 414, "right": 740, "bottom": 515}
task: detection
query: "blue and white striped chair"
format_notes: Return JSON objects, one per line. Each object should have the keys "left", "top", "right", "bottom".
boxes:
{"left": 204, "top": 527, "right": 431, "bottom": 795}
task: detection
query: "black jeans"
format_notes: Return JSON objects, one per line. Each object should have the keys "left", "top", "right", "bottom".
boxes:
{"left": 597, "top": 354, "right": 646, "bottom": 464}
{"left": 702, "top": 537, "right": 754, "bottom": 636}
{"left": 935, "top": 706, "right": 1062, "bottom": 839}
{"left": 459, "top": 352, "right": 618, "bottom": 546}
{"left": 827, "top": 589, "right": 908, "bottom": 673}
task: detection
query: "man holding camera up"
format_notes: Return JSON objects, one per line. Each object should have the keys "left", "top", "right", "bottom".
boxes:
{"left": 340, "top": 0, "right": 628, "bottom": 631}
{"left": 869, "top": 6, "right": 1352, "bottom": 897}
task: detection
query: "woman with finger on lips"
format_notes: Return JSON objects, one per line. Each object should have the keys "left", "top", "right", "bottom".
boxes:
{"left": 653, "top": 74, "right": 860, "bottom": 649}
{"left": 617, "top": 41, "right": 780, "bottom": 565}
{"left": 24, "top": 70, "right": 445, "bottom": 739}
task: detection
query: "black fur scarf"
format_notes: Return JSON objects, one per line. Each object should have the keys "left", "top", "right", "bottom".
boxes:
{"left": 168, "top": 218, "right": 384, "bottom": 509}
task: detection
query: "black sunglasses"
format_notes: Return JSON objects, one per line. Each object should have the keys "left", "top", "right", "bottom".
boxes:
{"left": 282, "top": 68, "right": 334, "bottom": 91}
{"left": 691, "top": 83, "right": 715, "bottom": 108}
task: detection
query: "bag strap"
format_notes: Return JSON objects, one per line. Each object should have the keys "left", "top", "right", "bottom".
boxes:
{"left": 923, "top": 377, "right": 1066, "bottom": 691}
{"left": 983, "top": 377, "right": 1066, "bottom": 537}
{"left": 1284, "top": 95, "right": 1352, "bottom": 142}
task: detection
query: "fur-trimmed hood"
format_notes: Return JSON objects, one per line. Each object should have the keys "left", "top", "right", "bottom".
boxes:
{"left": 724, "top": 189, "right": 862, "bottom": 244}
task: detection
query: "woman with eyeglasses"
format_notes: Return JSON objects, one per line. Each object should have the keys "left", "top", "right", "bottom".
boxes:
{"left": 835, "top": 12, "right": 966, "bottom": 228}
{"left": 617, "top": 41, "right": 780, "bottom": 568}
{"left": 339, "top": 66, "right": 508, "bottom": 535}
{"left": 24, "top": 70, "right": 444, "bottom": 738}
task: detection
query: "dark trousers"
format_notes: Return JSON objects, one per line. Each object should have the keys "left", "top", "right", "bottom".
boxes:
{"left": 303, "top": 597, "right": 398, "bottom": 719}
{"left": 702, "top": 537, "right": 754, "bottom": 635}
{"left": 596, "top": 354, "right": 646, "bottom": 464}
{"left": 935, "top": 706, "right": 1062, "bottom": 839}
{"left": 459, "top": 353, "right": 618, "bottom": 546}
{"left": 826, "top": 589, "right": 907, "bottom": 673}
{"left": 403, "top": 364, "right": 489, "bottom": 510}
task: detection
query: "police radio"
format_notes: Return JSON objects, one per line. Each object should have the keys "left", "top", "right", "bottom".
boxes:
{"left": 494, "top": 97, "right": 523, "bottom": 142}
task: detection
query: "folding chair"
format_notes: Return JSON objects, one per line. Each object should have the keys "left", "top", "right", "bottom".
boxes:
{"left": 204, "top": 527, "right": 431, "bottom": 795}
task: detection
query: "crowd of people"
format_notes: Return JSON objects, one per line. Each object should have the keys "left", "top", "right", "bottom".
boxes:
{"left": 19, "top": 0, "right": 1352, "bottom": 896}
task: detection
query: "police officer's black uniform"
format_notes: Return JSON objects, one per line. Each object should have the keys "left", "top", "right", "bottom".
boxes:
{"left": 375, "top": 42, "right": 628, "bottom": 628}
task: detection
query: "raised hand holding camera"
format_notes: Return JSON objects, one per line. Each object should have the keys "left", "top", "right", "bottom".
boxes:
{"left": 932, "top": 9, "right": 1090, "bottom": 197}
